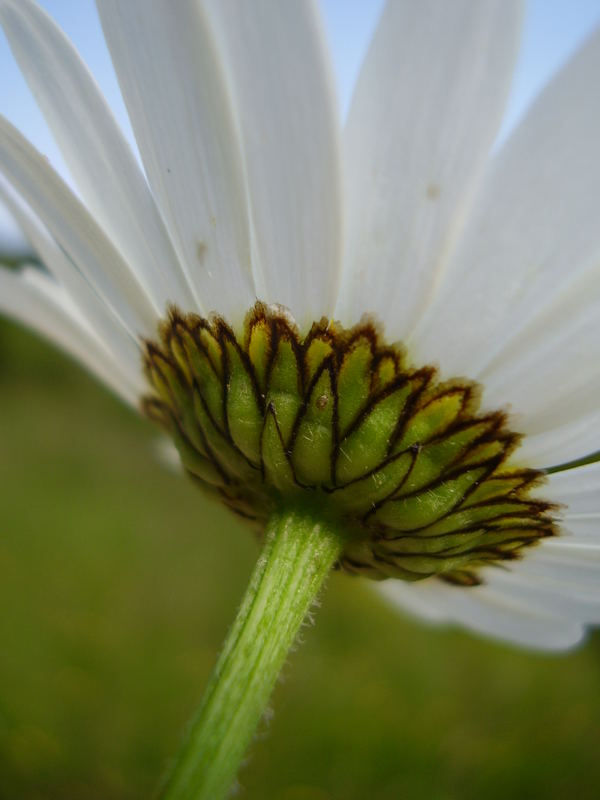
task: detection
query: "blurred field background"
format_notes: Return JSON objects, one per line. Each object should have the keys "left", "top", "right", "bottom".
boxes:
{"left": 0, "top": 312, "right": 599, "bottom": 800}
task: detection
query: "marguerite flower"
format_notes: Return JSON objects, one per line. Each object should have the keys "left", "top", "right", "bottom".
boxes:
{"left": 0, "top": 0, "right": 600, "bottom": 648}
{"left": 1, "top": 0, "right": 599, "bottom": 793}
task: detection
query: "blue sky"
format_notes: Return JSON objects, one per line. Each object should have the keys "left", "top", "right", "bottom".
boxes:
{"left": 1, "top": 0, "right": 600, "bottom": 248}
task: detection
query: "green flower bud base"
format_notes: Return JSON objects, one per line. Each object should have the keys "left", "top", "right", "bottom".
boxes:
{"left": 144, "top": 302, "right": 557, "bottom": 587}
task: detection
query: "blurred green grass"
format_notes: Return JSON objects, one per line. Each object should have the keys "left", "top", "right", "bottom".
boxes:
{"left": 0, "top": 317, "right": 599, "bottom": 800}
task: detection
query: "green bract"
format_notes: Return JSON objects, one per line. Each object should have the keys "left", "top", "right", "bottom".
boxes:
{"left": 144, "top": 304, "right": 557, "bottom": 585}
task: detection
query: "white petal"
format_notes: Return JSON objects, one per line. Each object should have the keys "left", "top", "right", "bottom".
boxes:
{"left": 0, "top": 115, "right": 158, "bottom": 338}
{"left": 531, "top": 539, "right": 600, "bottom": 564}
{"left": 512, "top": 549, "right": 600, "bottom": 591}
{"left": 154, "top": 437, "right": 184, "bottom": 475}
{"left": 336, "top": 0, "right": 522, "bottom": 340}
{"left": 517, "top": 413, "right": 599, "bottom": 470}
{"left": 557, "top": 516, "right": 600, "bottom": 543}
{"left": 478, "top": 261, "right": 600, "bottom": 466}
{"left": 0, "top": 180, "right": 142, "bottom": 382}
{"left": 205, "top": 0, "right": 342, "bottom": 327}
{"left": 482, "top": 567, "right": 600, "bottom": 622}
{"left": 96, "top": 0, "right": 256, "bottom": 323}
{"left": 498, "top": 562, "right": 600, "bottom": 601}
{"left": 546, "top": 460, "right": 600, "bottom": 517}
{"left": 376, "top": 579, "right": 447, "bottom": 624}
{"left": 414, "top": 28, "right": 600, "bottom": 396}
{"left": 0, "top": 267, "right": 141, "bottom": 405}
{"left": 378, "top": 578, "right": 584, "bottom": 651}
{"left": 0, "top": 0, "right": 194, "bottom": 314}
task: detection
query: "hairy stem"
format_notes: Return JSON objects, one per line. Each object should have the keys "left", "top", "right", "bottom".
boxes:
{"left": 161, "top": 505, "right": 346, "bottom": 800}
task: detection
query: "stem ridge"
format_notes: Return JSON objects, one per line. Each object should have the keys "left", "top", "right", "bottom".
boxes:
{"left": 161, "top": 506, "right": 345, "bottom": 800}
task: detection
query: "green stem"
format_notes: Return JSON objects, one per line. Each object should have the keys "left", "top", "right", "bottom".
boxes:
{"left": 161, "top": 505, "right": 346, "bottom": 800}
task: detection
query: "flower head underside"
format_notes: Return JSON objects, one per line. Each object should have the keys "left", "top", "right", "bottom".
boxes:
{"left": 144, "top": 303, "right": 558, "bottom": 586}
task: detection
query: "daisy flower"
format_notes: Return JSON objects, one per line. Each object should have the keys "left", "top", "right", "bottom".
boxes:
{"left": 1, "top": 0, "right": 599, "bottom": 796}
